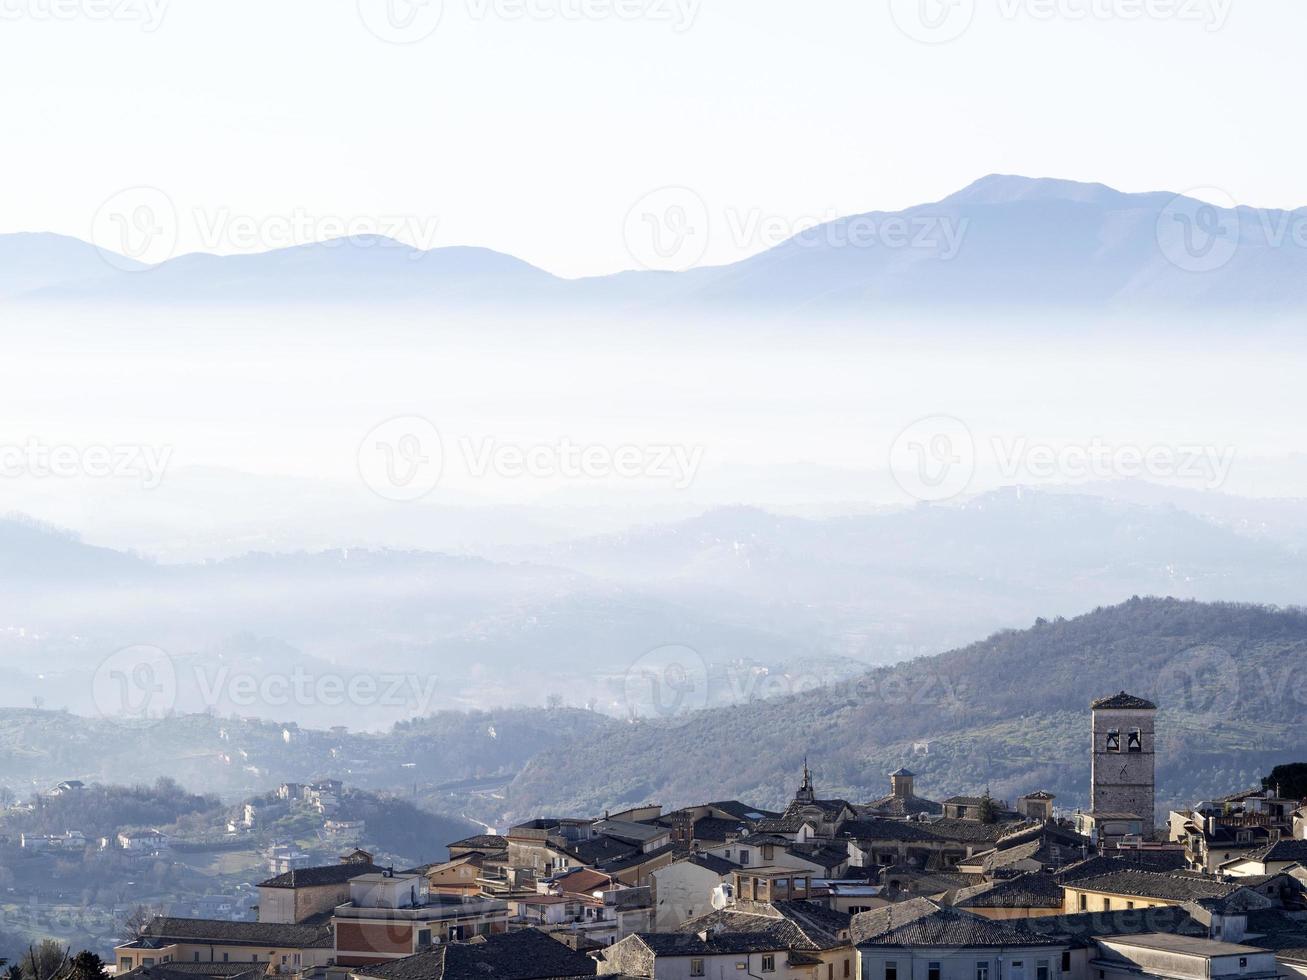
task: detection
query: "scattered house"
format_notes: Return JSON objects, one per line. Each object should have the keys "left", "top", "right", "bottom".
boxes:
{"left": 597, "top": 899, "right": 856, "bottom": 979}
{"left": 266, "top": 843, "right": 314, "bottom": 876}
{"left": 116, "top": 963, "right": 265, "bottom": 980}
{"left": 257, "top": 852, "right": 382, "bottom": 924}
{"left": 119, "top": 829, "right": 170, "bottom": 852}
{"left": 843, "top": 815, "right": 1019, "bottom": 871}
{"left": 1059, "top": 868, "right": 1269, "bottom": 915}
{"left": 332, "top": 869, "right": 510, "bottom": 966}
{"left": 650, "top": 853, "right": 739, "bottom": 930}
{"left": 942, "top": 796, "right": 1017, "bottom": 823}
{"left": 825, "top": 877, "right": 890, "bottom": 916}
{"left": 412, "top": 854, "right": 485, "bottom": 897}
{"left": 956, "top": 825, "right": 1091, "bottom": 877}
{"left": 949, "top": 873, "right": 1067, "bottom": 920}
{"left": 1219, "top": 839, "right": 1307, "bottom": 878}
{"left": 1094, "top": 933, "right": 1281, "bottom": 980}
{"left": 114, "top": 916, "right": 336, "bottom": 975}
{"left": 601, "top": 843, "right": 679, "bottom": 888}
{"left": 506, "top": 818, "right": 630, "bottom": 881}
{"left": 657, "top": 801, "right": 775, "bottom": 849}
{"left": 346, "top": 928, "right": 597, "bottom": 980}
{"left": 324, "top": 818, "right": 366, "bottom": 839}
{"left": 851, "top": 897, "right": 1070, "bottom": 980}
{"left": 1016, "top": 793, "right": 1057, "bottom": 823}
{"left": 21, "top": 830, "right": 86, "bottom": 851}
{"left": 448, "top": 835, "right": 509, "bottom": 861}
{"left": 50, "top": 780, "right": 86, "bottom": 795}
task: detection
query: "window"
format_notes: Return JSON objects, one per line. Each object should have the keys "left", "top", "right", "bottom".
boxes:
{"left": 1106, "top": 730, "right": 1120, "bottom": 752}
{"left": 977, "top": 961, "right": 990, "bottom": 980}
{"left": 1037, "top": 959, "right": 1050, "bottom": 980}
{"left": 1239, "top": 960, "right": 1247, "bottom": 969}
{"left": 691, "top": 959, "right": 705, "bottom": 977}
{"left": 1127, "top": 729, "right": 1142, "bottom": 752}
{"left": 1078, "top": 894, "right": 1087, "bottom": 911}
{"left": 120, "top": 960, "right": 133, "bottom": 971}
{"left": 886, "top": 961, "right": 898, "bottom": 980}
{"left": 845, "top": 959, "right": 851, "bottom": 978}
{"left": 1126, "top": 901, "right": 1134, "bottom": 910}
{"left": 739, "top": 850, "right": 750, "bottom": 866}
{"left": 222, "top": 955, "right": 229, "bottom": 963}
{"left": 417, "top": 928, "right": 432, "bottom": 948}
{"left": 929, "top": 961, "right": 942, "bottom": 980}
{"left": 762, "top": 954, "right": 776, "bottom": 973}
{"left": 194, "top": 954, "right": 200, "bottom": 963}
{"left": 1062, "top": 952, "right": 1072, "bottom": 972}
{"left": 828, "top": 965, "right": 833, "bottom": 980}
{"left": 142, "top": 960, "right": 155, "bottom": 968}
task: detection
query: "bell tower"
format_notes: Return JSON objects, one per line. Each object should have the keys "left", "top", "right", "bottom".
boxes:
{"left": 1090, "top": 691, "right": 1157, "bottom": 832}
{"left": 795, "top": 758, "right": 816, "bottom": 804}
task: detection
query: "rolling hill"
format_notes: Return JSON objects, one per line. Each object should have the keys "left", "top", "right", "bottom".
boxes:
{"left": 503, "top": 597, "right": 1307, "bottom": 823}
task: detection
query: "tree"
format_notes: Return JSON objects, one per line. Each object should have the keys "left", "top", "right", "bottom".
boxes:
{"left": 20, "top": 941, "right": 67, "bottom": 980}
{"left": 65, "top": 952, "right": 108, "bottom": 980}
{"left": 118, "top": 905, "right": 157, "bottom": 944}
{"left": 977, "top": 791, "right": 1000, "bottom": 825}
{"left": 3, "top": 964, "right": 22, "bottom": 980}
{"left": 1262, "top": 763, "right": 1307, "bottom": 801}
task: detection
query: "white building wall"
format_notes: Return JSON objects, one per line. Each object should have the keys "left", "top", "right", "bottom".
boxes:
{"left": 651, "top": 862, "right": 725, "bottom": 931}
{"left": 858, "top": 946, "right": 1072, "bottom": 980}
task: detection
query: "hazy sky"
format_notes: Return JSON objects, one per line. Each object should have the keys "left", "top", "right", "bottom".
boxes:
{"left": 2, "top": 0, "right": 1303, "bottom": 276}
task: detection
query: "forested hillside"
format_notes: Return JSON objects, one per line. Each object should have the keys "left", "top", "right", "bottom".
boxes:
{"left": 505, "top": 597, "right": 1307, "bottom": 820}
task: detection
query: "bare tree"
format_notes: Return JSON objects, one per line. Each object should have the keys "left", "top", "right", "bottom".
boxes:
{"left": 21, "top": 941, "right": 67, "bottom": 980}
{"left": 118, "top": 904, "right": 158, "bottom": 944}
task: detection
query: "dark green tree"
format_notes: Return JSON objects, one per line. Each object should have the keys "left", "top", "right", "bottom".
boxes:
{"left": 65, "top": 952, "right": 108, "bottom": 980}
{"left": 1262, "top": 763, "right": 1307, "bottom": 801}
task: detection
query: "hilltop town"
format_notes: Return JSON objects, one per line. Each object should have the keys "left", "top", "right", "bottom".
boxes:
{"left": 38, "top": 692, "right": 1303, "bottom": 980}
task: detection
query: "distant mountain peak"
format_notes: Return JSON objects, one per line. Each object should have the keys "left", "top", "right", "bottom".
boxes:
{"left": 940, "top": 173, "right": 1130, "bottom": 207}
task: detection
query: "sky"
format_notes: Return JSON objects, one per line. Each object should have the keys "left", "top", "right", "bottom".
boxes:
{"left": 1, "top": 0, "right": 1304, "bottom": 277}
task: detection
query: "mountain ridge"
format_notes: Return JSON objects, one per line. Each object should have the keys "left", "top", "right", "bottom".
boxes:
{"left": 9, "top": 175, "right": 1307, "bottom": 312}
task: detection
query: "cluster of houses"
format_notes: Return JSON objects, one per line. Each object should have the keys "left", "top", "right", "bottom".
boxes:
{"left": 109, "top": 692, "right": 1307, "bottom": 980}
{"left": 19, "top": 826, "right": 170, "bottom": 854}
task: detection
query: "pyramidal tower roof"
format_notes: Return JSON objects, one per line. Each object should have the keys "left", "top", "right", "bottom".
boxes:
{"left": 1091, "top": 691, "right": 1157, "bottom": 710}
